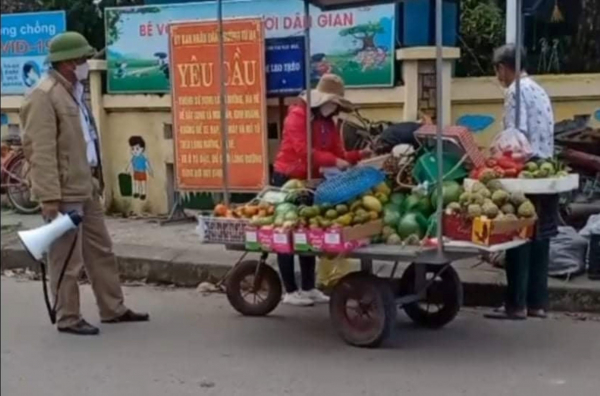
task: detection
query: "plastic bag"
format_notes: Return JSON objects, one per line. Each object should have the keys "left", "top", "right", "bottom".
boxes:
{"left": 321, "top": 167, "right": 342, "bottom": 179}
{"left": 490, "top": 127, "right": 533, "bottom": 161}
{"left": 317, "top": 257, "right": 356, "bottom": 288}
{"left": 579, "top": 214, "right": 600, "bottom": 240}
{"left": 548, "top": 227, "right": 588, "bottom": 277}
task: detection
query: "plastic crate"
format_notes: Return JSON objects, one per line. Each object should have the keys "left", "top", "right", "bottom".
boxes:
{"left": 412, "top": 150, "right": 468, "bottom": 185}
{"left": 415, "top": 125, "right": 486, "bottom": 169}
{"left": 588, "top": 234, "right": 600, "bottom": 281}
{"left": 197, "top": 215, "right": 249, "bottom": 245}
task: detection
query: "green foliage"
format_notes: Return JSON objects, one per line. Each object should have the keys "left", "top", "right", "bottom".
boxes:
{"left": 340, "top": 22, "right": 384, "bottom": 38}
{"left": 106, "top": 5, "right": 160, "bottom": 46}
{"left": 456, "top": 0, "right": 506, "bottom": 77}
{"left": 35, "top": 1, "right": 145, "bottom": 52}
{"left": 340, "top": 22, "right": 384, "bottom": 50}
{"left": 1, "top": 0, "right": 41, "bottom": 14}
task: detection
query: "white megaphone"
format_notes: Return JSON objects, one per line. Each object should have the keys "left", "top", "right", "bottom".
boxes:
{"left": 18, "top": 212, "right": 83, "bottom": 260}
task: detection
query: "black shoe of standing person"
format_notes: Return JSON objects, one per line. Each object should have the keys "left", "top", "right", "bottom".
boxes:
{"left": 102, "top": 309, "right": 150, "bottom": 324}
{"left": 58, "top": 319, "right": 100, "bottom": 336}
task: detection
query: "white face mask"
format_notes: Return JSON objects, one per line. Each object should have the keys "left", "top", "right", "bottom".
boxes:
{"left": 320, "top": 102, "right": 338, "bottom": 118}
{"left": 74, "top": 62, "right": 89, "bottom": 81}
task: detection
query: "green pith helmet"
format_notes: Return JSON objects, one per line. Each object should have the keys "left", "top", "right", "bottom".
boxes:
{"left": 46, "top": 32, "right": 96, "bottom": 63}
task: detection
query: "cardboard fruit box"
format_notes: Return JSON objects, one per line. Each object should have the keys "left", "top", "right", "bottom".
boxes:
{"left": 323, "top": 220, "right": 383, "bottom": 253}
{"left": 293, "top": 228, "right": 311, "bottom": 252}
{"left": 443, "top": 214, "right": 535, "bottom": 246}
{"left": 244, "top": 226, "right": 261, "bottom": 251}
{"left": 272, "top": 228, "right": 294, "bottom": 254}
{"left": 257, "top": 227, "right": 274, "bottom": 252}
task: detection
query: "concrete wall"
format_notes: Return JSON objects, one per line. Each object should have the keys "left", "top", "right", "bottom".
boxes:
{"left": 452, "top": 74, "right": 600, "bottom": 149}
{"left": 97, "top": 86, "right": 405, "bottom": 215}
{"left": 2, "top": 63, "right": 599, "bottom": 216}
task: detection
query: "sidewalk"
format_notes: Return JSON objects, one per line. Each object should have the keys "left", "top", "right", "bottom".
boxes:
{"left": 2, "top": 208, "right": 599, "bottom": 312}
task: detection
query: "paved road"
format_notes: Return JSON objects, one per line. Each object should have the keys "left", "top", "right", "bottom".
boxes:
{"left": 2, "top": 278, "right": 599, "bottom": 396}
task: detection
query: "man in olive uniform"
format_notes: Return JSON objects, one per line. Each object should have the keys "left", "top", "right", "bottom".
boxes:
{"left": 20, "top": 32, "right": 149, "bottom": 335}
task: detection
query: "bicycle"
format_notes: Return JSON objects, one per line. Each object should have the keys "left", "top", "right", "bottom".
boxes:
{"left": 1, "top": 137, "right": 40, "bottom": 214}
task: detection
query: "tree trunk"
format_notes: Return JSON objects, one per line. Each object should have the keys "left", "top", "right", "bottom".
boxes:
{"left": 361, "top": 35, "right": 376, "bottom": 50}
{"left": 568, "top": 0, "right": 600, "bottom": 72}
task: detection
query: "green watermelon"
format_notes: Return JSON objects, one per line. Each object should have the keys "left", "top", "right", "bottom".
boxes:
{"left": 430, "top": 181, "right": 464, "bottom": 208}
{"left": 417, "top": 195, "right": 434, "bottom": 217}
{"left": 397, "top": 212, "right": 428, "bottom": 239}
{"left": 383, "top": 204, "right": 401, "bottom": 227}
{"left": 401, "top": 194, "right": 421, "bottom": 214}
{"left": 275, "top": 203, "right": 297, "bottom": 216}
{"left": 402, "top": 193, "right": 433, "bottom": 216}
{"left": 390, "top": 193, "right": 405, "bottom": 207}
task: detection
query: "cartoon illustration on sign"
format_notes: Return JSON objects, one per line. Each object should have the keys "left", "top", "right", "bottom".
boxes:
{"left": 123, "top": 136, "right": 153, "bottom": 200}
{"left": 22, "top": 62, "right": 41, "bottom": 88}
{"left": 1, "top": 11, "right": 66, "bottom": 95}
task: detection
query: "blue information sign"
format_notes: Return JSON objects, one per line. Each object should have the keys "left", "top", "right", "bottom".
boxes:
{"left": 265, "top": 37, "right": 305, "bottom": 96}
{"left": 1, "top": 11, "right": 66, "bottom": 95}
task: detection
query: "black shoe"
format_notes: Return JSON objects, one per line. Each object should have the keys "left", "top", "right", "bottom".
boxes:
{"left": 58, "top": 319, "right": 100, "bottom": 336}
{"left": 102, "top": 309, "right": 150, "bottom": 324}
{"left": 140, "top": 195, "right": 146, "bottom": 200}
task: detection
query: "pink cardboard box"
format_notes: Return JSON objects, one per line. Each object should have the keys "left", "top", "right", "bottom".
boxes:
{"left": 257, "top": 227, "right": 273, "bottom": 252}
{"left": 244, "top": 226, "right": 260, "bottom": 251}
{"left": 323, "top": 231, "right": 368, "bottom": 253}
{"left": 293, "top": 228, "right": 310, "bottom": 252}
{"left": 308, "top": 228, "right": 325, "bottom": 252}
{"left": 272, "top": 228, "right": 293, "bottom": 254}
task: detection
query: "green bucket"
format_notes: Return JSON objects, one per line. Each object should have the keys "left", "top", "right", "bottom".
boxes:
{"left": 412, "top": 151, "right": 468, "bottom": 185}
{"left": 118, "top": 173, "right": 132, "bottom": 197}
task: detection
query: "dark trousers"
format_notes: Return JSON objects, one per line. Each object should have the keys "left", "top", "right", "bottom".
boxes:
{"left": 505, "top": 239, "right": 550, "bottom": 311}
{"left": 272, "top": 172, "right": 316, "bottom": 293}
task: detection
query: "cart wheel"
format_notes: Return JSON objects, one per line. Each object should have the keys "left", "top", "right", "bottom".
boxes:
{"left": 330, "top": 272, "right": 396, "bottom": 348}
{"left": 400, "top": 264, "right": 463, "bottom": 329}
{"left": 226, "top": 260, "right": 282, "bottom": 316}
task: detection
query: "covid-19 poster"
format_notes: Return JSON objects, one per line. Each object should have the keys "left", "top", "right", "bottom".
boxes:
{"left": 1, "top": 11, "right": 66, "bottom": 95}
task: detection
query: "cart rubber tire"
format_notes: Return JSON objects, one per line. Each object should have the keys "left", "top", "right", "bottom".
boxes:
{"left": 330, "top": 272, "right": 396, "bottom": 348}
{"left": 226, "top": 260, "right": 282, "bottom": 317}
{"left": 400, "top": 263, "right": 463, "bottom": 329}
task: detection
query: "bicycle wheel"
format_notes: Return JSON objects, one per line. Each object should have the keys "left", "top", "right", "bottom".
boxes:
{"left": 6, "top": 155, "right": 40, "bottom": 214}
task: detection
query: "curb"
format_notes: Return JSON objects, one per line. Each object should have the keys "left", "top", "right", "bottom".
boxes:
{"left": 1, "top": 243, "right": 230, "bottom": 288}
{"left": 2, "top": 243, "right": 599, "bottom": 313}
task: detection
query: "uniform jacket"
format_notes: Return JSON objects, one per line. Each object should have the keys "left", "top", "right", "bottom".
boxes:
{"left": 20, "top": 70, "right": 103, "bottom": 203}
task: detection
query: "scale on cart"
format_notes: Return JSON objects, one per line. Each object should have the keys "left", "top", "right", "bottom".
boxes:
{"left": 203, "top": 0, "right": 532, "bottom": 348}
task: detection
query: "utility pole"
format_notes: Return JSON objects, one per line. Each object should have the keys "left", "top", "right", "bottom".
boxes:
{"left": 506, "top": 0, "right": 517, "bottom": 43}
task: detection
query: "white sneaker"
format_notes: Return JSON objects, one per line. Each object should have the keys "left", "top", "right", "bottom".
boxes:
{"left": 282, "top": 291, "right": 314, "bottom": 307}
{"left": 301, "top": 289, "right": 330, "bottom": 304}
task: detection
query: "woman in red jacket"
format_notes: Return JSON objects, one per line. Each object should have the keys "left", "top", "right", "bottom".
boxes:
{"left": 273, "top": 74, "right": 370, "bottom": 306}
